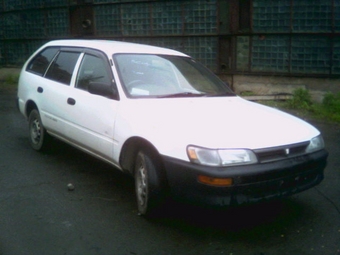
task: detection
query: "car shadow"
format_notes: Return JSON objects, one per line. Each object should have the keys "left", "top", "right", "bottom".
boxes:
{"left": 147, "top": 195, "right": 316, "bottom": 242}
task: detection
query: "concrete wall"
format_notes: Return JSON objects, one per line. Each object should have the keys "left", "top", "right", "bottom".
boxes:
{"left": 227, "top": 75, "right": 340, "bottom": 103}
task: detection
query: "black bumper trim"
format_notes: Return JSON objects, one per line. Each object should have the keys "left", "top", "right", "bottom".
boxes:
{"left": 162, "top": 149, "right": 328, "bottom": 206}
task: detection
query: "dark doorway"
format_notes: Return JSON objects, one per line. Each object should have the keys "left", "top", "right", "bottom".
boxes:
{"left": 70, "top": 4, "right": 94, "bottom": 37}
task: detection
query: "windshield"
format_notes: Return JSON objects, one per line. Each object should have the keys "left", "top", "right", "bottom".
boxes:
{"left": 113, "top": 54, "right": 235, "bottom": 98}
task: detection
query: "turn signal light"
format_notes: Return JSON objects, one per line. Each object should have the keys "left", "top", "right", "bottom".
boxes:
{"left": 197, "top": 175, "right": 233, "bottom": 187}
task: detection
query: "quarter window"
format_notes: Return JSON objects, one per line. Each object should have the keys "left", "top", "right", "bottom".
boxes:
{"left": 26, "top": 47, "right": 59, "bottom": 76}
{"left": 45, "top": 51, "right": 81, "bottom": 85}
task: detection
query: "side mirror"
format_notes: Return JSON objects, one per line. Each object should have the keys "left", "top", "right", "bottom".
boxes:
{"left": 88, "top": 81, "right": 118, "bottom": 99}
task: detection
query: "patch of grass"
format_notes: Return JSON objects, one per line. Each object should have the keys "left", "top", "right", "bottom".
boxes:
{"left": 315, "top": 92, "right": 340, "bottom": 122}
{"left": 4, "top": 73, "right": 19, "bottom": 85}
{"left": 0, "top": 73, "right": 20, "bottom": 92}
{"left": 285, "top": 88, "right": 313, "bottom": 111}
{"left": 261, "top": 89, "right": 340, "bottom": 124}
{"left": 240, "top": 91, "right": 256, "bottom": 97}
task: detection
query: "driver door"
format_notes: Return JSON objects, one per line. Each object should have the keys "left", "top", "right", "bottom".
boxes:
{"left": 64, "top": 49, "right": 119, "bottom": 162}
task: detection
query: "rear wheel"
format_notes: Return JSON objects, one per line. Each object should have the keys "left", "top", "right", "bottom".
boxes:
{"left": 28, "top": 109, "right": 49, "bottom": 151}
{"left": 134, "top": 149, "right": 166, "bottom": 217}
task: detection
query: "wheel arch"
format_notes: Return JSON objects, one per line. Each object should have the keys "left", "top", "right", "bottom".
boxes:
{"left": 119, "top": 137, "right": 165, "bottom": 177}
{"left": 25, "top": 100, "right": 39, "bottom": 119}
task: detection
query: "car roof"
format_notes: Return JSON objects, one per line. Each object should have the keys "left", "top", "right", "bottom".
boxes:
{"left": 43, "top": 39, "right": 189, "bottom": 57}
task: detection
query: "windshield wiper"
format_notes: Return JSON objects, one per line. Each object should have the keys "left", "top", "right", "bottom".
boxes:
{"left": 157, "top": 92, "right": 207, "bottom": 98}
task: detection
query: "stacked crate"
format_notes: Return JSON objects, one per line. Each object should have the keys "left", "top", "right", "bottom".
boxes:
{"left": 95, "top": 5, "right": 121, "bottom": 36}
{"left": 292, "top": 0, "right": 332, "bottom": 32}
{"left": 250, "top": 0, "right": 336, "bottom": 75}
{"left": 152, "top": 1, "right": 183, "bottom": 35}
{"left": 334, "top": 0, "right": 340, "bottom": 74}
{"left": 1, "top": 0, "right": 69, "bottom": 65}
{"left": 291, "top": 36, "right": 331, "bottom": 74}
{"left": 46, "top": 8, "right": 69, "bottom": 37}
{"left": 94, "top": 0, "right": 218, "bottom": 70}
{"left": 251, "top": 35, "right": 290, "bottom": 73}
{"left": 332, "top": 37, "right": 340, "bottom": 75}
{"left": 253, "top": 0, "right": 291, "bottom": 33}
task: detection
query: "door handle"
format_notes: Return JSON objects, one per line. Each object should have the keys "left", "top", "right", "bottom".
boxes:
{"left": 37, "top": 87, "right": 43, "bottom": 93}
{"left": 67, "top": 98, "right": 76, "bottom": 105}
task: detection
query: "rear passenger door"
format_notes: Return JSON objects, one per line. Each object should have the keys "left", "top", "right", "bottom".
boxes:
{"left": 64, "top": 49, "right": 119, "bottom": 162}
{"left": 32, "top": 48, "right": 82, "bottom": 136}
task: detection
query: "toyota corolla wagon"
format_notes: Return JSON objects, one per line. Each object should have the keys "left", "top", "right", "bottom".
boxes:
{"left": 17, "top": 40, "right": 328, "bottom": 216}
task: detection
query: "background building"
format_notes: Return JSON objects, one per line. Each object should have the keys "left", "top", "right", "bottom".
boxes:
{"left": 1, "top": 0, "right": 339, "bottom": 97}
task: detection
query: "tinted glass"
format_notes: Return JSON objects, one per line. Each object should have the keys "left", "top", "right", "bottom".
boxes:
{"left": 76, "top": 54, "right": 112, "bottom": 91}
{"left": 27, "top": 47, "right": 59, "bottom": 76}
{"left": 45, "top": 51, "right": 81, "bottom": 85}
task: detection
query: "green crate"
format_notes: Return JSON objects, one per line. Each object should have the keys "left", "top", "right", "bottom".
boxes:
{"left": 121, "top": 3, "right": 151, "bottom": 36}
{"left": 253, "top": 0, "right": 291, "bottom": 32}
{"left": 335, "top": 0, "right": 340, "bottom": 32}
{"left": 95, "top": 5, "right": 121, "bottom": 36}
{"left": 0, "top": 16, "right": 3, "bottom": 39}
{"left": 3, "top": 13, "right": 24, "bottom": 39}
{"left": 183, "top": 0, "right": 217, "bottom": 34}
{"left": 46, "top": 9, "right": 69, "bottom": 37}
{"left": 152, "top": 1, "right": 183, "bottom": 35}
{"left": 24, "top": 0, "right": 44, "bottom": 9}
{"left": 44, "top": 0, "right": 68, "bottom": 7}
{"left": 4, "top": 41, "right": 27, "bottom": 65}
{"left": 292, "top": 0, "right": 332, "bottom": 32}
{"left": 332, "top": 36, "right": 340, "bottom": 74}
{"left": 23, "top": 10, "right": 45, "bottom": 38}
{"left": 0, "top": 41, "right": 4, "bottom": 66}
{"left": 182, "top": 37, "right": 218, "bottom": 71}
{"left": 251, "top": 35, "right": 290, "bottom": 72}
{"left": 3, "top": 0, "right": 21, "bottom": 11}
{"left": 93, "top": 0, "right": 120, "bottom": 3}
{"left": 291, "top": 35, "right": 331, "bottom": 74}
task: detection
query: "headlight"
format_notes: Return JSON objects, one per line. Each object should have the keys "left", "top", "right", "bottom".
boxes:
{"left": 187, "top": 146, "right": 258, "bottom": 166}
{"left": 306, "top": 135, "right": 325, "bottom": 153}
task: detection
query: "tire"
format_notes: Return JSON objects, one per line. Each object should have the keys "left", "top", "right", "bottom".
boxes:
{"left": 134, "top": 149, "right": 166, "bottom": 217}
{"left": 28, "top": 109, "right": 49, "bottom": 151}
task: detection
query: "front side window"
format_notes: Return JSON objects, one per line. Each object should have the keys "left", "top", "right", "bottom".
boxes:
{"left": 76, "top": 54, "right": 112, "bottom": 91}
{"left": 114, "top": 54, "right": 234, "bottom": 98}
{"left": 27, "top": 47, "right": 59, "bottom": 76}
{"left": 45, "top": 51, "right": 81, "bottom": 85}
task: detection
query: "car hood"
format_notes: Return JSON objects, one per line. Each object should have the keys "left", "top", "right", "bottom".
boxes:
{"left": 119, "top": 96, "right": 319, "bottom": 159}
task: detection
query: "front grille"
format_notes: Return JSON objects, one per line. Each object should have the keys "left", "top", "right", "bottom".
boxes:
{"left": 242, "top": 169, "right": 323, "bottom": 201}
{"left": 254, "top": 141, "right": 310, "bottom": 163}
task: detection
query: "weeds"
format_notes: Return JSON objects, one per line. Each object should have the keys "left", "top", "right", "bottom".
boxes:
{"left": 285, "top": 88, "right": 313, "bottom": 111}
{"left": 261, "top": 89, "right": 340, "bottom": 124}
{"left": 316, "top": 92, "right": 340, "bottom": 122}
{"left": 4, "top": 73, "right": 19, "bottom": 85}
{"left": 0, "top": 73, "right": 20, "bottom": 92}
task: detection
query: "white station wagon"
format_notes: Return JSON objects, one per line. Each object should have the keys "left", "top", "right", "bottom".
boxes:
{"left": 17, "top": 40, "right": 328, "bottom": 216}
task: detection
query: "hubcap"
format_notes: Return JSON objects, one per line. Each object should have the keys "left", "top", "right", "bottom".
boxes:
{"left": 137, "top": 163, "right": 147, "bottom": 207}
{"left": 31, "top": 118, "right": 41, "bottom": 144}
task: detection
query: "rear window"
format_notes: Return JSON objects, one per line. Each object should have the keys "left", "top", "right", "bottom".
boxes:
{"left": 27, "top": 47, "right": 59, "bottom": 76}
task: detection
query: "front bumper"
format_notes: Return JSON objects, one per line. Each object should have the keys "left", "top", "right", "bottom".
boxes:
{"left": 162, "top": 149, "right": 328, "bottom": 206}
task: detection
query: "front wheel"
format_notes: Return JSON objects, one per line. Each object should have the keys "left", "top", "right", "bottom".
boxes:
{"left": 134, "top": 150, "right": 166, "bottom": 217}
{"left": 28, "top": 109, "right": 49, "bottom": 151}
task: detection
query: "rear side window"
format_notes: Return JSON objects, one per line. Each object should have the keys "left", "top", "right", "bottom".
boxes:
{"left": 27, "top": 47, "right": 59, "bottom": 76}
{"left": 45, "top": 51, "right": 81, "bottom": 85}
